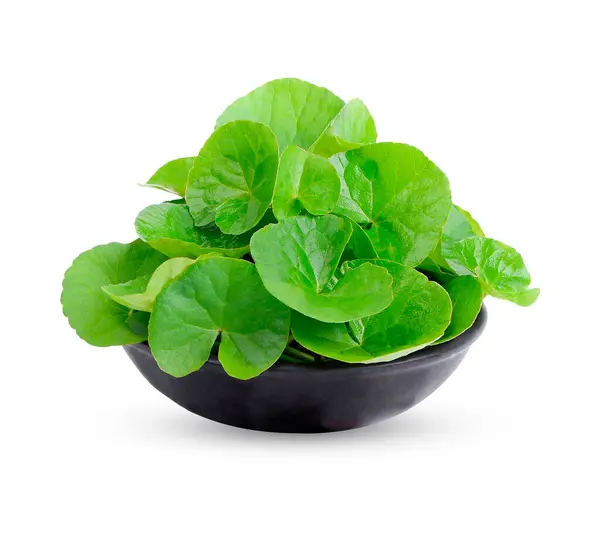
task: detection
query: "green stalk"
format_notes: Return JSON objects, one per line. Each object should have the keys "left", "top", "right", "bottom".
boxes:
{"left": 283, "top": 346, "right": 315, "bottom": 363}
{"left": 279, "top": 353, "right": 302, "bottom": 363}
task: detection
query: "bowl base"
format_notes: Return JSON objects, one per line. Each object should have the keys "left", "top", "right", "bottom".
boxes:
{"left": 124, "top": 307, "right": 486, "bottom": 433}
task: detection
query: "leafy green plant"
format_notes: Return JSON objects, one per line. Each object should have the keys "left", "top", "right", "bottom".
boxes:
{"left": 61, "top": 78, "right": 539, "bottom": 379}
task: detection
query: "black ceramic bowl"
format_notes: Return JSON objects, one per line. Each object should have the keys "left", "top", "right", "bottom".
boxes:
{"left": 124, "top": 306, "right": 487, "bottom": 433}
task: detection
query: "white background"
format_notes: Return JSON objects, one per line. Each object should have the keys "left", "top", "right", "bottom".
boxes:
{"left": 2, "top": 1, "right": 599, "bottom": 542}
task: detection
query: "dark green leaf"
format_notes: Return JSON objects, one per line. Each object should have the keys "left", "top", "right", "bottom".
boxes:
{"left": 126, "top": 311, "right": 151, "bottom": 337}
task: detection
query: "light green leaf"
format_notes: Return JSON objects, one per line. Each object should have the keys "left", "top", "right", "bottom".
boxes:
{"left": 336, "top": 143, "right": 452, "bottom": 265}
{"left": 430, "top": 204, "right": 485, "bottom": 270}
{"left": 454, "top": 205, "right": 484, "bottom": 237}
{"left": 310, "top": 99, "right": 377, "bottom": 158}
{"left": 272, "top": 145, "right": 340, "bottom": 220}
{"left": 444, "top": 236, "right": 539, "bottom": 306}
{"left": 250, "top": 215, "right": 394, "bottom": 323}
{"left": 331, "top": 153, "right": 371, "bottom": 224}
{"left": 186, "top": 120, "right": 279, "bottom": 234}
{"left": 501, "top": 288, "right": 540, "bottom": 306}
{"left": 434, "top": 276, "right": 484, "bottom": 344}
{"left": 102, "top": 257, "right": 196, "bottom": 312}
{"left": 135, "top": 202, "right": 253, "bottom": 258}
{"left": 149, "top": 257, "right": 290, "bottom": 379}
{"left": 142, "top": 157, "right": 195, "bottom": 196}
{"left": 292, "top": 260, "right": 452, "bottom": 363}
{"left": 61, "top": 241, "right": 168, "bottom": 346}
{"left": 444, "top": 204, "right": 485, "bottom": 243}
{"left": 216, "top": 78, "right": 344, "bottom": 150}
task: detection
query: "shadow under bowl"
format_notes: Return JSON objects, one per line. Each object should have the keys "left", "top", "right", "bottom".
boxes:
{"left": 124, "top": 305, "right": 487, "bottom": 433}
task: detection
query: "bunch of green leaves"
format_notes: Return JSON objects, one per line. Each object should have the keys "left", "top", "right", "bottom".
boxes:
{"left": 62, "top": 78, "right": 538, "bottom": 380}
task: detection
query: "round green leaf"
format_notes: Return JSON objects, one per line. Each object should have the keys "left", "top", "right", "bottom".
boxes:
{"left": 250, "top": 215, "right": 394, "bottom": 323}
{"left": 272, "top": 145, "right": 341, "bottom": 220}
{"left": 292, "top": 260, "right": 452, "bottom": 363}
{"left": 61, "top": 241, "right": 168, "bottom": 346}
{"left": 310, "top": 99, "right": 377, "bottom": 158}
{"left": 149, "top": 257, "right": 290, "bottom": 379}
{"left": 216, "top": 78, "right": 344, "bottom": 151}
{"left": 102, "top": 257, "right": 196, "bottom": 312}
{"left": 434, "top": 276, "right": 484, "bottom": 344}
{"left": 135, "top": 202, "right": 253, "bottom": 259}
{"left": 186, "top": 120, "right": 279, "bottom": 234}
{"left": 142, "top": 157, "right": 195, "bottom": 196}
{"left": 444, "top": 236, "right": 539, "bottom": 306}
{"left": 335, "top": 143, "right": 452, "bottom": 266}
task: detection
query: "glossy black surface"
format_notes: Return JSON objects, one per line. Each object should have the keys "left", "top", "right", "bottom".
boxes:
{"left": 124, "top": 306, "right": 487, "bottom": 433}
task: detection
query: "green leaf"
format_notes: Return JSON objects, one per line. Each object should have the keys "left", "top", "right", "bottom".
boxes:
{"left": 444, "top": 236, "right": 539, "bottom": 306}
{"left": 102, "top": 257, "right": 196, "bottom": 312}
{"left": 444, "top": 204, "right": 485, "bottom": 243}
{"left": 292, "top": 260, "right": 452, "bottom": 363}
{"left": 272, "top": 145, "right": 340, "bottom": 220}
{"left": 322, "top": 221, "right": 379, "bottom": 292}
{"left": 149, "top": 257, "right": 290, "bottom": 379}
{"left": 126, "top": 311, "right": 151, "bottom": 337}
{"left": 216, "top": 78, "right": 344, "bottom": 151}
{"left": 61, "top": 241, "right": 168, "bottom": 346}
{"left": 310, "top": 99, "right": 377, "bottom": 158}
{"left": 250, "top": 215, "right": 394, "bottom": 323}
{"left": 434, "top": 276, "right": 483, "bottom": 344}
{"left": 135, "top": 202, "right": 252, "bottom": 258}
{"left": 186, "top": 120, "right": 279, "bottom": 234}
{"left": 454, "top": 205, "right": 484, "bottom": 237}
{"left": 416, "top": 257, "right": 457, "bottom": 284}
{"left": 331, "top": 153, "right": 371, "bottom": 224}
{"left": 430, "top": 204, "right": 485, "bottom": 270}
{"left": 142, "top": 157, "right": 195, "bottom": 196}
{"left": 335, "top": 143, "right": 452, "bottom": 266}
{"left": 341, "top": 220, "right": 378, "bottom": 263}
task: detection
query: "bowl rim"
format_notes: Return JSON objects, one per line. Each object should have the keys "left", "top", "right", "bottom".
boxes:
{"left": 132, "top": 305, "right": 487, "bottom": 375}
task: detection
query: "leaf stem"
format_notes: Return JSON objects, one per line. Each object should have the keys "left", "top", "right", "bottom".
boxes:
{"left": 279, "top": 353, "right": 302, "bottom": 363}
{"left": 284, "top": 346, "right": 315, "bottom": 363}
